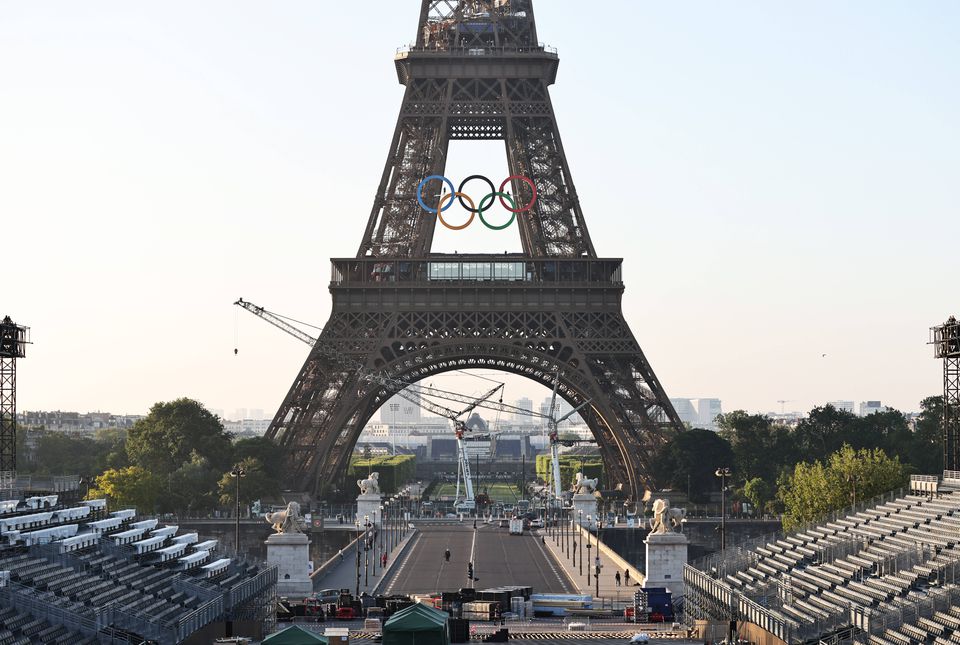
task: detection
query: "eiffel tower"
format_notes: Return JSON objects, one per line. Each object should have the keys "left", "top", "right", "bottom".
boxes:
{"left": 266, "top": 0, "right": 685, "bottom": 502}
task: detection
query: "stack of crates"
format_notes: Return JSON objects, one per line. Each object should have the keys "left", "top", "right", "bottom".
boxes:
{"left": 463, "top": 601, "right": 498, "bottom": 621}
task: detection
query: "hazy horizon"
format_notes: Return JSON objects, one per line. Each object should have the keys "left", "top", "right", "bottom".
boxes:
{"left": 3, "top": 1, "right": 957, "bottom": 418}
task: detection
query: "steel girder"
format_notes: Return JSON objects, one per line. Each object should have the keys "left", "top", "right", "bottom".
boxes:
{"left": 0, "top": 357, "right": 15, "bottom": 474}
{"left": 359, "top": 1, "right": 592, "bottom": 258}
{"left": 946, "top": 357, "right": 960, "bottom": 471}
{"left": 267, "top": 301, "right": 682, "bottom": 502}
{"left": 271, "top": 0, "right": 685, "bottom": 501}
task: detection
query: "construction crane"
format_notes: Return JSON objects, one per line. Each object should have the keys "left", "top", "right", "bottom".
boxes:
{"left": 388, "top": 383, "right": 504, "bottom": 513}
{"left": 235, "top": 298, "right": 592, "bottom": 505}
{"left": 234, "top": 297, "right": 542, "bottom": 420}
{"left": 543, "top": 368, "right": 592, "bottom": 502}
{"left": 234, "top": 298, "right": 318, "bottom": 348}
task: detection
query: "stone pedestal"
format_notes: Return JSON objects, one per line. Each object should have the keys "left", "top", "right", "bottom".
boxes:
{"left": 571, "top": 494, "right": 598, "bottom": 529}
{"left": 356, "top": 493, "right": 382, "bottom": 527}
{"left": 643, "top": 532, "right": 688, "bottom": 598}
{"left": 266, "top": 532, "right": 313, "bottom": 597}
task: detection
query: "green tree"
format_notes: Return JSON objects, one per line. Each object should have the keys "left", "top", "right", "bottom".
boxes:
{"left": 742, "top": 477, "right": 773, "bottom": 516}
{"left": 718, "top": 411, "right": 794, "bottom": 484}
{"left": 31, "top": 433, "right": 103, "bottom": 478}
{"left": 792, "top": 405, "right": 859, "bottom": 463}
{"left": 126, "top": 398, "right": 233, "bottom": 475}
{"left": 218, "top": 458, "right": 280, "bottom": 507}
{"left": 652, "top": 428, "right": 734, "bottom": 502}
{"left": 909, "top": 396, "right": 944, "bottom": 474}
{"left": 232, "top": 436, "right": 285, "bottom": 475}
{"left": 166, "top": 452, "right": 221, "bottom": 514}
{"left": 87, "top": 466, "right": 163, "bottom": 511}
{"left": 778, "top": 444, "right": 907, "bottom": 530}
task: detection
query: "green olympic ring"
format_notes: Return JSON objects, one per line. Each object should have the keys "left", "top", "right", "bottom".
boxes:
{"left": 477, "top": 192, "right": 517, "bottom": 231}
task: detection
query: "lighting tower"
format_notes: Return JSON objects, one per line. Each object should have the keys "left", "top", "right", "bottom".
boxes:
{"left": 0, "top": 316, "right": 30, "bottom": 482}
{"left": 932, "top": 316, "right": 960, "bottom": 471}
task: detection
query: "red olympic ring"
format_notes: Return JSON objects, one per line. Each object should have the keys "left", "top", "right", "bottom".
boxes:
{"left": 499, "top": 175, "right": 538, "bottom": 213}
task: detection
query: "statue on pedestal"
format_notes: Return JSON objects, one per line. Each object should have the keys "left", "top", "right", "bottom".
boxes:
{"left": 264, "top": 501, "right": 305, "bottom": 535}
{"left": 649, "top": 498, "right": 686, "bottom": 534}
{"left": 572, "top": 472, "right": 598, "bottom": 495}
{"left": 357, "top": 472, "right": 381, "bottom": 496}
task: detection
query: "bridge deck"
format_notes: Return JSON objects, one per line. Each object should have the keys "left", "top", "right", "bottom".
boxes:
{"left": 380, "top": 523, "right": 572, "bottom": 596}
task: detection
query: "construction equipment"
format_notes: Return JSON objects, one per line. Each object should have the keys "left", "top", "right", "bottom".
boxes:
{"left": 234, "top": 298, "right": 540, "bottom": 421}
{"left": 544, "top": 369, "right": 592, "bottom": 502}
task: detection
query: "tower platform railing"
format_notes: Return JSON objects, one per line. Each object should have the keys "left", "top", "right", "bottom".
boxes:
{"left": 331, "top": 257, "right": 623, "bottom": 286}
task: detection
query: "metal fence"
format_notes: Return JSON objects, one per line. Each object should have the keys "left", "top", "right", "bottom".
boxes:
{"left": 0, "top": 579, "right": 99, "bottom": 637}
{"left": 688, "top": 488, "right": 907, "bottom": 578}
{"left": 853, "top": 584, "right": 960, "bottom": 643}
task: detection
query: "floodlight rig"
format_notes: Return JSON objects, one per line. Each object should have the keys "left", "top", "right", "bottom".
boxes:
{"left": 932, "top": 316, "right": 960, "bottom": 471}
{"left": 0, "top": 316, "right": 30, "bottom": 482}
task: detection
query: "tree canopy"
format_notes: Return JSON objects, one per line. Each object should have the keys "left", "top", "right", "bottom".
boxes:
{"left": 126, "top": 398, "right": 233, "bottom": 475}
{"left": 652, "top": 428, "right": 734, "bottom": 502}
{"left": 777, "top": 445, "right": 908, "bottom": 530}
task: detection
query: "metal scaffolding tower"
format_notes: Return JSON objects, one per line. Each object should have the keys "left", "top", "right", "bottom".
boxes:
{"left": 0, "top": 316, "right": 29, "bottom": 483}
{"left": 933, "top": 316, "right": 960, "bottom": 471}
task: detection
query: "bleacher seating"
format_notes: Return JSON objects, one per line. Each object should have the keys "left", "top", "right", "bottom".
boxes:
{"left": 687, "top": 475, "right": 960, "bottom": 644}
{"left": 0, "top": 497, "right": 276, "bottom": 645}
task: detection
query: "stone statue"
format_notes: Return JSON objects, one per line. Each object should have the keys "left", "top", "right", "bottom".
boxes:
{"left": 649, "top": 498, "right": 686, "bottom": 534}
{"left": 572, "top": 472, "right": 598, "bottom": 495}
{"left": 265, "top": 501, "right": 305, "bottom": 535}
{"left": 357, "top": 472, "right": 381, "bottom": 496}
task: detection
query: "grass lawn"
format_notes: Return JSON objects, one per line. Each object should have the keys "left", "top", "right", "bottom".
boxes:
{"left": 433, "top": 482, "right": 520, "bottom": 503}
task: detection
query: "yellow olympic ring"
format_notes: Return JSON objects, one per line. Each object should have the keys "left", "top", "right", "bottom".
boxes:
{"left": 436, "top": 192, "right": 476, "bottom": 231}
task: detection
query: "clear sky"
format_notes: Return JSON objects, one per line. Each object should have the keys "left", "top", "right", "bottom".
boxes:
{"left": 2, "top": 1, "right": 957, "bottom": 418}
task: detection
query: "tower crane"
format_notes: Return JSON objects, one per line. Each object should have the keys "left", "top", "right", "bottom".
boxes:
{"left": 234, "top": 298, "right": 540, "bottom": 418}
{"left": 389, "top": 383, "right": 503, "bottom": 514}
{"left": 543, "top": 368, "right": 592, "bottom": 503}
{"left": 235, "top": 298, "right": 593, "bottom": 507}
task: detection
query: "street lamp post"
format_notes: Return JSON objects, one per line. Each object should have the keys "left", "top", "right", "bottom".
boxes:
{"left": 577, "top": 510, "right": 583, "bottom": 575}
{"left": 355, "top": 520, "right": 362, "bottom": 596}
{"left": 380, "top": 504, "right": 386, "bottom": 555}
{"left": 384, "top": 501, "right": 390, "bottom": 554}
{"left": 715, "top": 467, "right": 732, "bottom": 551}
{"left": 229, "top": 465, "right": 246, "bottom": 555}
{"left": 364, "top": 515, "right": 370, "bottom": 587}
{"left": 596, "top": 509, "right": 603, "bottom": 598}
{"left": 580, "top": 515, "right": 593, "bottom": 589}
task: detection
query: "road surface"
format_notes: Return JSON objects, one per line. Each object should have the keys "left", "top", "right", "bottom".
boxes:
{"left": 381, "top": 523, "right": 572, "bottom": 596}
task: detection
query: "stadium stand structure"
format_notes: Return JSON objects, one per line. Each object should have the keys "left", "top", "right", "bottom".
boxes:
{"left": 685, "top": 472, "right": 960, "bottom": 645}
{"left": 0, "top": 496, "right": 277, "bottom": 644}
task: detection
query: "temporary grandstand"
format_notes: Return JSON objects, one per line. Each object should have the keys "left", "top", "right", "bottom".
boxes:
{"left": 0, "top": 495, "right": 277, "bottom": 644}
{"left": 684, "top": 472, "right": 960, "bottom": 645}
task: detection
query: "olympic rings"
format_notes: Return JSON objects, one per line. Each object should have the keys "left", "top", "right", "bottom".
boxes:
{"left": 417, "top": 175, "right": 456, "bottom": 213}
{"left": 499, "top": 175, "right": 538, "bottom": 213}
{"left": 478, "top": 192, "right": 517, "bottom": 230}
{"left": 416, "top": 174, "right": 538, "bottom": 231}
{"left": 437, "top": 192, "right": 476, "bottom": 231}
{"left": 457, "top": 175, "right": 496, "bottom": 213}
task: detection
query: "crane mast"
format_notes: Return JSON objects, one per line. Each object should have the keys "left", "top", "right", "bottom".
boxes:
{"left": 236, "top": 298, "right": 594, "bottom": 509}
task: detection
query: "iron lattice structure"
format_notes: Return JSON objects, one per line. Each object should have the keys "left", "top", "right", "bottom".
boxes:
{"left": 267, "top": 0, "right": 684, "bottom": 501}
{"left": 0, "top": 316, "right": 29, "bottom": 478}
{"left": 932, "top": 316, "right": 960, "bottom": 471}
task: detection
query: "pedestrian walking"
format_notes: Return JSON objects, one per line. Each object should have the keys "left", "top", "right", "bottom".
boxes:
{"left": 615, "top": 571, "right": 622, "bottom": 587}
{"left": 338, "top": 549, "right": 343, "bottom": 562}
{"left": 381, "top": 552, "right": 387, "bottom": 568}
{"left": 444, "top": 548, "right": 451, "bottom": 562}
